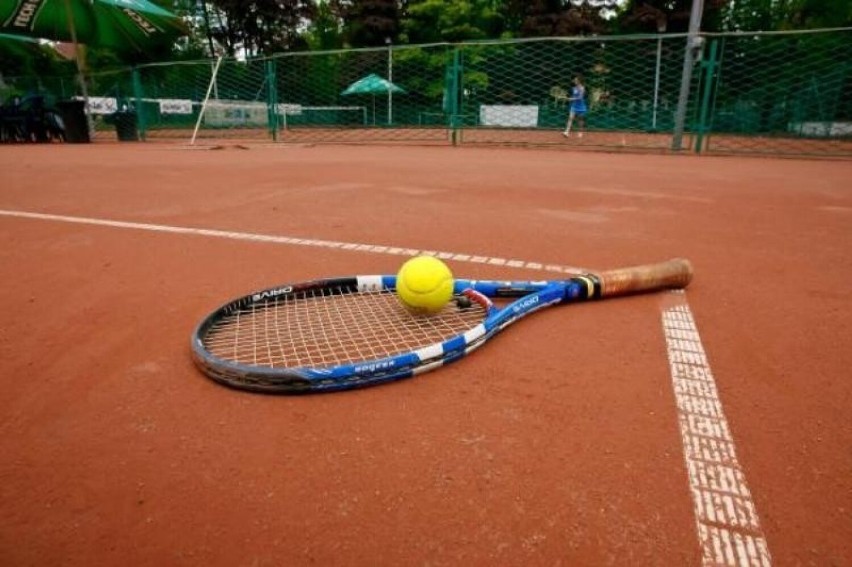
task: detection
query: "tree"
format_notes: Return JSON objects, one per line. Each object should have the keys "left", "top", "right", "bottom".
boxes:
{"left": 400, "top": 0, "right": 505, "bottom": 44}
{"left": 505, "top": 0, "right": 611, "bottom": 37}
{"left": 719, "top": 0, "right": 852, "bottom": 31}
{"left": 207, "top": 0, "right": 317, "bottom": 56}
{"left": 615, "top": 0, "right": 729, "bottom": 34}
{"left": 616, "top": 0, "right": 851, "bottom": 35}
{"left": 332, "top": 0, "right": 401, "bottom": 47}
{"left": 785, "top": 0, "right": 852, "bottom": 29}
{"left": 0, "top": 38, "right": 76, "bottom": 101}
{"left": 304, "top": 1, "right": 345, "bottom": 50}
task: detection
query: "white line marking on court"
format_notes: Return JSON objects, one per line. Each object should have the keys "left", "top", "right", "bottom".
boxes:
{"left": 0, "top": 209, "right": 589, "bottom": 275}
{"left": 662, "top": 294, "right": 772, "bottom": 567}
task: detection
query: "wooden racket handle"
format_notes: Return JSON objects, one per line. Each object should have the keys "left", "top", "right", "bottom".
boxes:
{"left": 595, "top": 258, "right": 693, "bottom": 297}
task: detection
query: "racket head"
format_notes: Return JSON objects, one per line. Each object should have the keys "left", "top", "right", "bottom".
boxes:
{"left": 190, "top": 276, "right": 496, "bottom": 393}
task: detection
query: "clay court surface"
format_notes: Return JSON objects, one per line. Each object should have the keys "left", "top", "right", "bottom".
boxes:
{"left": 0, "top": 142, "right": 850, "bottom": 566}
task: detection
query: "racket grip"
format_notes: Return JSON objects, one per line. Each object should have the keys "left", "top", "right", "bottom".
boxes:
{"left": 595, "top": 258, "right": 693, "bottom": 298}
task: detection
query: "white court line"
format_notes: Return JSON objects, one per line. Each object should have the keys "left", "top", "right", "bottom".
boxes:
{"left": 1, "top": 208, "right": 769, "bottom": 564}
{"left": 663, "top": 293, "right": 772, "bottom": 567}
{"left": 0, "top": 209, "right": 589, "bottom": 275}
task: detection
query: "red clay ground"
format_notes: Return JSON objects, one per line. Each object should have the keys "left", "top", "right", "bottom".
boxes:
{"left": 0, "top": 142, "right": 850, "bottom": 566}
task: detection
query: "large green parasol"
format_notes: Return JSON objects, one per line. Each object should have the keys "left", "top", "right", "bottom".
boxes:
{"left": 341, "top": 73, "right": 406, "bottom": 96}
{"left": 0, "top": 0, "right": 187, "bottom": 52}
{"left": 341, "top": 73, "right": 406, "bottom": 125}
{"left": 0, "top": 31, "right": 54, "bottom": 59}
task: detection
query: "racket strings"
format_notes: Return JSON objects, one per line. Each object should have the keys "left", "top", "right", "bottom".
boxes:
{"left": 201, "top": 287, "right": 486, "bottom": 369}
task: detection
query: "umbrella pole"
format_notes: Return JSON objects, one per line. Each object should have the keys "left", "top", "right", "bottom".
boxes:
{"left": 387, "top": 44, "right": 392, "bottom": 125}
{"left": 63, "top": 0, "right": 94, "bottom": 139}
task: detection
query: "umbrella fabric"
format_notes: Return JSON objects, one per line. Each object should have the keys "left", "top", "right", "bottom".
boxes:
{"left": 0, "top": 0, "right": 187, "bottom": 52}
{"left": 0, "top": 32, "right": 53, "bottom": 58}
{"left": 341, "top": 74, "right": 405, "bottom": 96}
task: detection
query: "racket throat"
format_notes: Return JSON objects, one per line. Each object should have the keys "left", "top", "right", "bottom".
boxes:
{"left": 459, "top": 288, "right": 495, "bottom": 313}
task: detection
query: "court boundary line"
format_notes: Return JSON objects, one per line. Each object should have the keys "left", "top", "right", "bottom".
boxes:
{"left": 0, "top": 209, "right": 589, "bottom": 275}
{"left": 1, "top": 208, "right": 771, "bottom": 564}
{"left": 663, "top": 294, "right": 772, "bottom": 567}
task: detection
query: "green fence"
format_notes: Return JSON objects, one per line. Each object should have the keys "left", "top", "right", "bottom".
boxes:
{"left": 3, "top": 29, "right": 850, "bottom": 156}
{"left": 699, "top": 30, "right": 852, "bottom": 156}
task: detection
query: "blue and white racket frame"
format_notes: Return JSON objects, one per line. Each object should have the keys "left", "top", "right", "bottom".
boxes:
{"left": 191, "top": 258, "right": 693, "bottom": 394}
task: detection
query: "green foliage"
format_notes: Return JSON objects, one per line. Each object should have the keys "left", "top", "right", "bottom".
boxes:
{"left": 0, "top": 38, "right": 72, "bottom": 79}
{"left": 506, "top": 0, "right": 608, "bottom": 36}
{"left": 721, "top": 0, "right": 852, "bottom": 31}
{"left": 401, "top": 0, "right": 505, "bottom": 44}
{"left": 206, "top": 0, "right": 317, "bottom": 55}
{"left": 335, "top": 0, "right": 400, "bottom": 47}
{"left": 0, "top": 38, "right": 76, "bottom": 102}
{"left": 393, "top": 45, "right": 451, "bottom": 99}
{"left": 615, "top": 0, "right": 727, "bottom": 33}
{"left": 304, "top": 1, "right": 345, "bottom": 50}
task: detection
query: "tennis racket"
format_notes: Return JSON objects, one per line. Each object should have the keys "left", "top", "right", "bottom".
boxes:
{"left": 191, "top": 258, "right": 692, "bottom": 394}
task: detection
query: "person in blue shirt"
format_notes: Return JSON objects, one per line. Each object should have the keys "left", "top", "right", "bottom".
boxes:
{"left": 562, "top": 75, "right": 587, "bottom": 138}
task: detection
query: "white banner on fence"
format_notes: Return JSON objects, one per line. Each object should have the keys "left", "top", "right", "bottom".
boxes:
{"left": 203, "top": 100, "right": 267, "bottom": 127}
{"left": 480, "top": 105, "right": 539, "bottom": 127}
{"left": 158, "top": 99, "right": 193, "bottom": 114}
{"left": 789, "top": 121, "right": 852, "bottom": 137}
{"left": 76, "top": 96, "right": 117, "bottom": 115}
{"left": 277, "top": 103, "right": 303, "bottom": 116}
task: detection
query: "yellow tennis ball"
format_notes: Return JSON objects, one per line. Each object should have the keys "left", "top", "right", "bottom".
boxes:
{"left": 396, "top": 255, "right": 454, "bottom": 314}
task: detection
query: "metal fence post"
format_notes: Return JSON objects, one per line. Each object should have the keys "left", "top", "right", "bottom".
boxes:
{"left": 266, "top": 58, "right": 278, "bottom": 141}
{"left": 131, "top": 66, "right": 145, "bottom": 140}
{"left": 672, "top": 0, "right": 705, "bottom": 151}
{"left": 694, "top": 38, "right": 720, "bottom": 154}
{"left": 450, "top": 48, "right": 461, "bottom": 146}
{"left": 387, "top": 39, "right": 393, "bottom": 125}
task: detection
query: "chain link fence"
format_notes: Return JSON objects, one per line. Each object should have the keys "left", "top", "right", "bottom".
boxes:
{"left": 699, "top": 29, "right": 852, "bottom": 156}
{"left": 2, "top": 29, "right": 849, "bottom": 156}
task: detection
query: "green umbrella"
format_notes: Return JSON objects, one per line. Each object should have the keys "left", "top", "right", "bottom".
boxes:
{"left": 0, "top": 0, "right": 187, "bottom": 52}
{"left": 341, "top": 74, "right": 406, "bottom": 96}
{"left": 0, "top": 34, "right": 60, "bottom": 99}
{"left": 341, "top": 74, "right": 406, "bottom": 125}
{"left": 0, "top": 32, "right": 51, "bottom": 57}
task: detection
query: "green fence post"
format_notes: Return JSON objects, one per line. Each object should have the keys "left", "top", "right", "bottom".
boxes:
{"left": 266, "top": 58, "right": 278, "bottom": 141}
{"left": 694, "top": 38, "right": 720, "bottom": 154}
{"left": 449, "top": 48, "right": 461, "bottom": 146}
{"left": 131, "top": 67, "right": 145, "bottom": 140}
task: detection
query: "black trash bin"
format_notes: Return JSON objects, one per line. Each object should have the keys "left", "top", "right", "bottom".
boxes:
{"left": 56, "top": 100, "right": 90, "bottom": 143}
{"left": 112, "top": 110, "right": 138, "bottom": 141}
